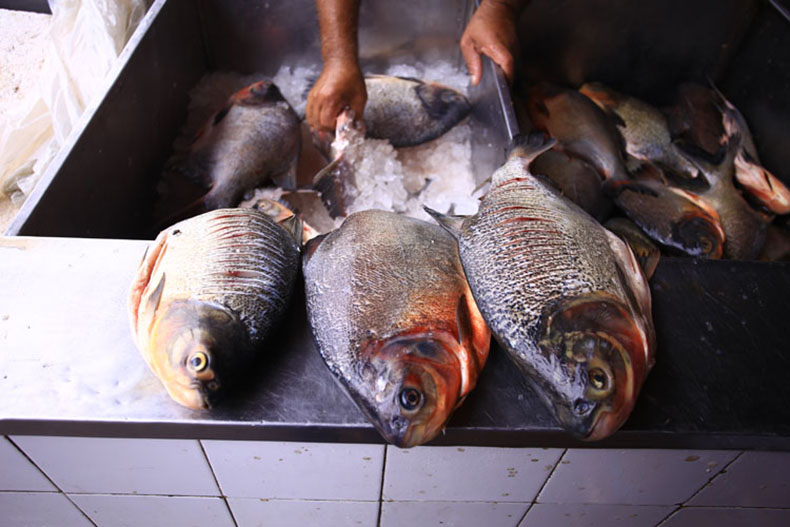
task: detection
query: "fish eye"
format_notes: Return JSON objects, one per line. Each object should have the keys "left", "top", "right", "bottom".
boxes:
{"left": 207, "top": 380, "right": 220, "bottom": 391}
{"left": 573, "top": 399, "right": 593, "bottom": 416}
{"left": 589, "top": 368, "right": 608, "bottom": 390}
{"left": 188, "top": 351, "right": 208, "bottom": 372}
{"left": 399, "top": 388, "right": 423, "bottom": 411}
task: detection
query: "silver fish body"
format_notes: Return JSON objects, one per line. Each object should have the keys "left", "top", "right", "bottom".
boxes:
{"left": 427, "top": 134, "right": 656, "bottom": 440}
{"left": 183, "top": 81, "right": 301, "bottom": 209}
{"left": 302, "top": 210, "right": 490, "bottom": 447}
{"left": 129, "top": 208, "right": 301, "bottom": 409}
{"left": 364, "top": 75, "right": 471, "bottom": 147}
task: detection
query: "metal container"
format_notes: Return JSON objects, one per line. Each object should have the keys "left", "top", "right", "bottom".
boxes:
{"left": 5, "top": 0, "right": 513, "bottom": 238}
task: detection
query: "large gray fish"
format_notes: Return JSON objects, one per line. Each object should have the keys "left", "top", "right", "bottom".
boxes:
{"left": 302, "top": 210, "right": 491, "bottom": 447}
{"left": 526, "top": 82, "right": 630, "bottom": 183}
{"left": 173, "top": 80, "right": 301, "bottom": 213}
{"left": 129, "top": 208, "right": 301, "bottom": 409}
{"left": 579, "top": 82, "right": 699, "bottom": 180}
{"left": 427, "top": 133, "right": 656, "bottom": 441}
{"left": 364, "top": 75, "right": 472, "bottom": 147}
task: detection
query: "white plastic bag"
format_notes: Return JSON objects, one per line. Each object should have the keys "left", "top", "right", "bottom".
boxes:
{"left": 0, "top": 0, "right": 148, "bottom": 206}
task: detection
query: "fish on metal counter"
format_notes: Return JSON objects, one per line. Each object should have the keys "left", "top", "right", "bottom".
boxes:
{"left": 526, "top": 82, "right": 630, "bottom": 183}
{"left": 129, "top": 208, "right": 301, "bottom": 410}
{"left": 302, "top": 210, "right": 491, "bottom": 447}
{"left": 579, "top": 82, "right": 700, "bottom": 180}
{"left": 169, "top": 80, "right": 301, "bottom": 214}
{"left": 364, "top": 75, "right": 471, "bottom": 147}
{"left": 426, "top": 133, "right": 656, "bottom": 441}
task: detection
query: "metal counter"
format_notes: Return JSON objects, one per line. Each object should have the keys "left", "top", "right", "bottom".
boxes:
{"left": 2, "top": 237, "right": 789, "bottom": 450}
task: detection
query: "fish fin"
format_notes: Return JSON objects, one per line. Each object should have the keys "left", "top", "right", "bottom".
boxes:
{"left": 604, "top": 218, "right": 660, "bottom": 280}
{"left": 423, "top": 207, "right": 466, "bottom": 238}
{"left": 603, "top": 179, "right": 659, "bottom": 199}
{"left": 471, "top": 176, "right": 491, "bottom": 197}
{"left": 302, "top": 232, "right": 330, "bottom": 264}
{"left": 279, "top": 214, "right": 303, "bottom": 245}
{"left": 272, "top": 159, "right": 299, "bottom": 191}
{"left": 394, "top": 75, "right": 425, "bottom": 84}
{"left": 507, "top": 132, "right": 556, "bottom": 163}
{"left": 145, "top": 272, "right": 166, "bottom": 315}
{"left": 456, "top": 294, "right": 473, "bottom": 353}
{"left": 313, "top": 155, "right": 355, "bottom": 219}
{"left": 212, "top": 104, "right": 231, "bottom": 126}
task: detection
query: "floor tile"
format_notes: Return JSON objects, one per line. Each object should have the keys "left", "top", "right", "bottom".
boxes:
{"left": 383, "top": 445, "right": 563, "bottom": 502}
{"left": 11, "top": 436, "right": 219, "bottom": 496}
{"left": 380, "top": 501, "right": 528, "bottom": 527}
{"left": 229, "top": 498, "right": 379, "bottom": 527}
{"left": 687, "top": 451, "right": 790, "bottom": 507}
{"left": 537, "top": 449, "right": 737, "bottom": 505}
{"left": 0, "top": 437, "right": 56, "bottom": 491}
{"left": 661, "top": 507, "right": 790, "bottom": 527}
{"left": 519, "top": 503, "right": 673, "bottom": 527}
{"left": 71, "top": 494, "right": 235, "bottom": 527}
{"left": 0, "top": 492, "right": 93, "bottom": 527}
{"left": 202, "top": 440, "right": 384, "bottom": 500}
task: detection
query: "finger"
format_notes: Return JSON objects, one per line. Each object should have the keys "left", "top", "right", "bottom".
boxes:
{"left": 483, "top": 43, "right": 515, "bottom": 84}
{"left": 461, "top": 38, "right": 483, "bottom": 86}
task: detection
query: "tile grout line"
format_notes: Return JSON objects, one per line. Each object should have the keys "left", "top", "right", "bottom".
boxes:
{"left": 6, "top": 436, "right": 99, "bottom": 527}
{"left": 514, "top": 502, "right": 535, "bottom": 527}
{"left": 513, "top": 447, "right": 567, "bottom": 526}
{"left": 198, "top": 439, "right": 239, "bottom": 527}
{"left": 376, "top": 445, "right": 389, "bottom": 527}
{"left": 681, "top": 450, "right": 745, "bottom": 506}
{"left": 653, "top": 504, "right": 682, "bottom": 527}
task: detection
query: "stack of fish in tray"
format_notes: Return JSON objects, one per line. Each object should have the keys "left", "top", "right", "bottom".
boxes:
{"left": 128, "top": 70, "right": 784, "bottom": 447}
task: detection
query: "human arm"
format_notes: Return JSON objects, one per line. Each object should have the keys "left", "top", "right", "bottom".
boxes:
{"left": 305, "top": 0, "right": 367, "bottom": 133}
{"left": 460, "top": 0, "right": 529, "bottom": 86}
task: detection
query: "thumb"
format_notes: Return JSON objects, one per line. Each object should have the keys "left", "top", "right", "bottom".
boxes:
{"left": 461, "top": 39, "right": 483, "bottom": 86}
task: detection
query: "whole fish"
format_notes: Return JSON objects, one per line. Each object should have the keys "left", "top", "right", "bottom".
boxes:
{"left": 172, "top": 80, "right": 301, "bottom": 212}
{"left": 612, "top": 178, "right": 725, "bottom": 259}
{"left": 526, "top": 82, "right": 630, "bottom": 183}
{"left": 579, "top": 82, "right": 699, "bottom": 180}
{"left": 129, "top": 208, "right": 301, "bottom": 409}
{"left": 427, "top": 133, "right": 656, "bottom": 441}
{"left": 364, "top": 75, "right": 472, "bottom": 147}
{"left": 529, "top": 148, "right": 612, "bottom": 221}
{"left": 302, "top": 210, "right": 491, "bottom": 447}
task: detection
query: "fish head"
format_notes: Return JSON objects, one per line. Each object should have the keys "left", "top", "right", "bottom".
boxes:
{"left": 354, "top": 334, "right": 463, "bottom": 448}
{"left": 537, "top": 294, "right": 651, "bottom": 441}
{"left": 232, "top": 79, "right": 286, "bottom": 106}
{"left": 147, "top": 300, "right": 251, "bottom": 410}
{"left": 416, "top": 83, "right": 472, "bottom": 129}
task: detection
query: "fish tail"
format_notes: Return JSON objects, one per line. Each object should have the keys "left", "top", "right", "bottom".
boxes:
{"left": 313, "top": 155, "right": 356, "bottom": 219}
{"left": 507, "top": 132, "right": 556, "bottom": 164}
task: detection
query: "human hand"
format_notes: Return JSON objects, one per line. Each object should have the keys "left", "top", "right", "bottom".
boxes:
{"left": 460, "top": 0, "right": 521, "bottom": 86}
{"left": 306, "top": 60, "right": 367, "bottom": 133}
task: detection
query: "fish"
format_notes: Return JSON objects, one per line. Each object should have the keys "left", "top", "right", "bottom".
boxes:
{"left": 711, "top": 85, "right": 790, "bottom": 215}
{"left": 364, "top": 75, "right": 472, "bottom": 147}
{"left": 248, "top": 197, "right": 320, "bottom": 244}
{"left": 302, "top": 210, "right": 491, "bottom": 447}
{"left": 311, "top": 109, "right": 361, "bottom": 219}
{"left": 169, "top": 80, "right": 301, "bottom": 214}
{"left": 128, "top": 208, "right": 301, "bottom": 409}
{"left": 426, "top": 133, "right": 656, "bottom": 441}
{"left": 529, "top": 148, "right": 612, "bottom": 221}
{"left": 611, "top": 178, "right": 725, "bottom": 259}
{"left": 681, "top": 134, "right": 770, "bottom": 259}
{"left": 604, "top": 218, "right": 661, "bottom": 279}
{"left": 525, "top": 82, "right": 630, "bottom": 183}
{"left": 579, "top": 82, "right": 699, "bottom": 180}
{"left": 664, "top": 82, "right": 725, "bottom": 158}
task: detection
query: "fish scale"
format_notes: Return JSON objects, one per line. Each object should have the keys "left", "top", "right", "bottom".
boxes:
{"left": 147, "top": 209, "right": 299, "bottom": 343}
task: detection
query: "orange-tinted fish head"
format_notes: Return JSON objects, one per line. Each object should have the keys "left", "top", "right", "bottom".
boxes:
{"left": 354, "top": 334, "right": 463, "bottom": 448}
{"left": 147, "top": 300, "right": 251, "bottom": 410}
{"left": 538, "top": 294, "right": 652, "bottom": 441}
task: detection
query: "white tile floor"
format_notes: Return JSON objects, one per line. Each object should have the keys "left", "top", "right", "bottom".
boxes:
{"left": 3, "top": 436, "right": 790, "bottom": 527}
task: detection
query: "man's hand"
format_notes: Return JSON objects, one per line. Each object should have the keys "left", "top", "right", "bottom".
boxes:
{"left": 461, "top": 0, "right": 525, "bottom": 86}
{"left": 306, "top": 60, "right": 367, "bottom": 134}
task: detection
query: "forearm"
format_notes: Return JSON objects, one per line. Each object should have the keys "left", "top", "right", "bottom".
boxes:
{"left": 316, "top": 0, "right": 361, "bottom": 67}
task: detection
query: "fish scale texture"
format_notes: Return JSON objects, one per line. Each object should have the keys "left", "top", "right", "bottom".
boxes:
{"left": 458, "top": 156, "right": 626, "bottom": 365}
{"left": 303, "top": 210, "right": 468, "bottom": 379}
{"left": 153, "top": 208, "right": 300, "bottom": 343}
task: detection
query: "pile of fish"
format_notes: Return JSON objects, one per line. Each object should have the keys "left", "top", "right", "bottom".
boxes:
{"left": 132, "top": 72, "right": 787, "bottom": 445}
{"left": 523, "top": 81, "right": 790, "bottom": 263}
